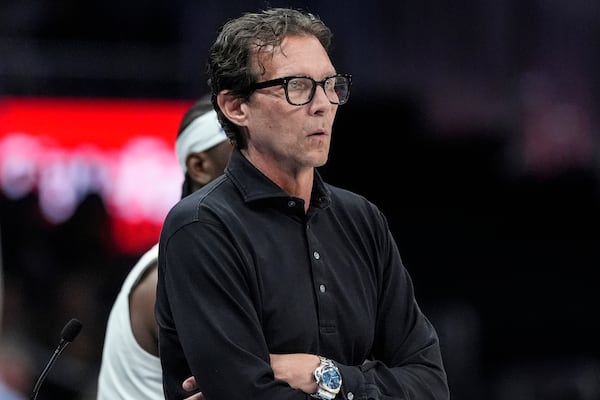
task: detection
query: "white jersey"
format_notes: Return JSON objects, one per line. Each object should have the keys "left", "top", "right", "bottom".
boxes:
{"left": 97, "top": 244, "right": 164, "bottom": 400}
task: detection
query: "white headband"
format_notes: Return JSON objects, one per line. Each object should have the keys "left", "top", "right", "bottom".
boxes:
{"left": 175, "top": 110, "right": 227, "bottom": 172}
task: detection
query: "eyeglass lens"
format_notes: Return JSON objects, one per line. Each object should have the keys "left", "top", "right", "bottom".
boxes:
{"left": 286, "top": 76, "right": 350, "bottom": 105}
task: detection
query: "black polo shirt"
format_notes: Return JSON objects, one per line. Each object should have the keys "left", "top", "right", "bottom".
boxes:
{"left": 156, "top": 148, "right": 448, "bottom": 399}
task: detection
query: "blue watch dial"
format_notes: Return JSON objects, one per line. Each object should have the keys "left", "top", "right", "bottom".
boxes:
{"left": 322, "top": 366, "right": 342, "bottom": 390}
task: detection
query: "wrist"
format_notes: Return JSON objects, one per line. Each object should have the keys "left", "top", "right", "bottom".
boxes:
{"left": 311, "top": 356, "right": 342, "bottom": 400}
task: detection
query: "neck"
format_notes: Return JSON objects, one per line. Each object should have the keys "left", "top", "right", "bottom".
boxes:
{"left": 241, "top": 149, "right": 314, "bottom": 210}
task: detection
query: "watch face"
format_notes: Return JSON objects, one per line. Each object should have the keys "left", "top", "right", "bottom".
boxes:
{"left": 322, "top": 366, "right": 342, "bottom": 390}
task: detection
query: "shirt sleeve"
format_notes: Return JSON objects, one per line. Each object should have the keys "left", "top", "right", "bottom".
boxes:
{"left": 157, "top": 219, "right": 308, "bottom": 400}
{"left": 334, "top": 211, "right": 449, "bottom": 400}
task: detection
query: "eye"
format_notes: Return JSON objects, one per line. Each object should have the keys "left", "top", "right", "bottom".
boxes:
{"left": 288, "top": 78, "right": 310, "bottom": 91}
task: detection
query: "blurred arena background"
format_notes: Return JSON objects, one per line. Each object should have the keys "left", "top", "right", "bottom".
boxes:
{"left": 1, "top": 1, "right": 599, "bottom": 399}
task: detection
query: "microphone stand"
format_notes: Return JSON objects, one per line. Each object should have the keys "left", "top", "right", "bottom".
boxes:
{"left": 30, "top": 318, "right": 82, "bottom": 400}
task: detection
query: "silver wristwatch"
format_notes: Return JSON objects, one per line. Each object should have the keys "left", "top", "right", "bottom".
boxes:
{"left": 311, "top": 356, "right": 342, "bottom": 400}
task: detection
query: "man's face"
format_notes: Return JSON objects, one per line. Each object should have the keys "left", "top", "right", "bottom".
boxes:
{"left": 242, "top": 35, "right": 339, "bottom": 172}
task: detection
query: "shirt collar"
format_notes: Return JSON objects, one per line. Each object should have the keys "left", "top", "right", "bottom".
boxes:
{"left": 225, "top": 148, "right": 331, "bottom": 209}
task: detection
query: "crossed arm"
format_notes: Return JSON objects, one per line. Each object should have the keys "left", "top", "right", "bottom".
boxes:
{"left": 183, "top": 353, "right": 320, "bottom": 399}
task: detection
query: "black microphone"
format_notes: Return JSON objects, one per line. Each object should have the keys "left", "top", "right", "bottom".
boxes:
{"left": 30, "top": 318, "right": 83, "bottom": 400}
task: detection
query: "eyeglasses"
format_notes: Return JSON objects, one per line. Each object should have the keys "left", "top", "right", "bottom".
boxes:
{"left": 249, "top": 74, "right": 352, "bottom": 106}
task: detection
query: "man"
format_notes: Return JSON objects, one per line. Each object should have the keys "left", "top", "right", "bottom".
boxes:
{"left": 157, "top": 7, "right": 449, "bottom": 400}
{"left": 97, "top": 96, "right": 232, "bottom": 399}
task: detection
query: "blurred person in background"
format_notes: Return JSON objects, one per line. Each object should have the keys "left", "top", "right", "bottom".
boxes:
{"left": 156, "top": 7, "right": 449, "bottom": 400}
{"left": 1, "top": 228, "right": 31, "bottom": 400}
{"left": 0, "top": 333, "right": 34, "bottom": 400}
{"left": 96, "top": 95, "right": 232, "bottom": 400}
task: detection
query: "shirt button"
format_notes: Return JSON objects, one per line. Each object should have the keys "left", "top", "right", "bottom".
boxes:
{"left": 347, "top": 392, "right": 354, "bottom": 400}
{"left": 313, "top": 251, "right": 320, "bottom": 260}
{"left": 319, "top": 284, "right": 326, "bottom": 293}
{"left": 287, "top": 200, "right": 296, "bottom": 207}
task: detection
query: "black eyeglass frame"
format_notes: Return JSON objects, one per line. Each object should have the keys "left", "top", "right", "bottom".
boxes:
{"left": 248, "top": 73, "right": 352, "bottom": 106}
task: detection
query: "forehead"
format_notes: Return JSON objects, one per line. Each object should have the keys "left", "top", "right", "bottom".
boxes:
{"left": 254, "top": 35, "right": 333, "bottom": 78}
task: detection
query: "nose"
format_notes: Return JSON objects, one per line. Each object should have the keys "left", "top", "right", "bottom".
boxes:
{"left": 312, "top": 82, "right": 332, "bottom": 106}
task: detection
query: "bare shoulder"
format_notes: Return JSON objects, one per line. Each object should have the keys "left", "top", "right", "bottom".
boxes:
{"left": 129, "top": 261, "right": 159, "bottom": 355}
{"left": 133, "top": 262, "right": 159, "bottom": 299}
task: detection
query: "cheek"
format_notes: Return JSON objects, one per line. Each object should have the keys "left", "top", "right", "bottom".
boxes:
{"left": 256, "top": 105, "right": 286, "bottom": 131}
{"left": 250, "top": 96, "right": 303, "bottom": 140}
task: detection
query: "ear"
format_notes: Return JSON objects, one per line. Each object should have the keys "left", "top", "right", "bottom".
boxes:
{"left": 186, "top": 153, "right": 213, "bottom": 186}
{"left": 217, "top": 90, "right": 248, "bottom": 127}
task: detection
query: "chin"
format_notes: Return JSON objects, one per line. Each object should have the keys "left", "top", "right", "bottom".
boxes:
{"left": 313, "top": 154, "right": 329, "bottom": 167}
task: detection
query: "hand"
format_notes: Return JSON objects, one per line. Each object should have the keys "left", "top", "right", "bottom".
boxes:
{"left": 182, "top": 376, "right": 204, "bottom": 400}
{"left": 270, "top": 353, "right": 320, "bottom": 394}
